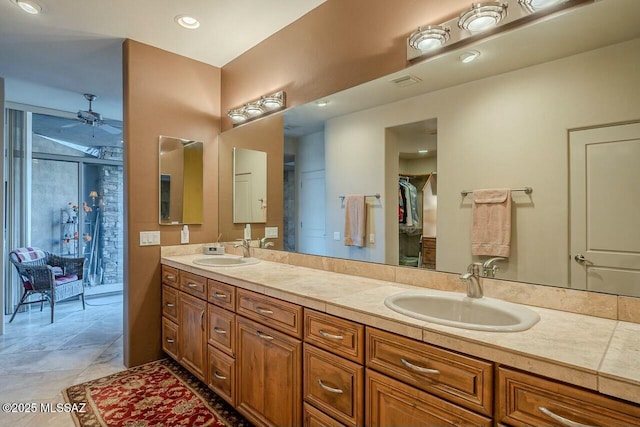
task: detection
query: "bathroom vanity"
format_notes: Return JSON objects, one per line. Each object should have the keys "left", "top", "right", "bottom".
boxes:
{"left": 161, "top": 249, "right": 640, "bottom": 427}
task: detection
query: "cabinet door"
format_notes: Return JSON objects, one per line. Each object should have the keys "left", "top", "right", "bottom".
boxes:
{"left": 178, "top": 292, "right": 207, "bottom": 382}
{"left": 304, "top": 402, "right": 346, "bottom": 427}
{"left": 207, "top": 345, "right": 235, "bottom": 406}
{"left": 366, "top": 369, "right": 491, "bottom": 427}
{"left": 236, "top": 316, "right": 302, "bottom": 427}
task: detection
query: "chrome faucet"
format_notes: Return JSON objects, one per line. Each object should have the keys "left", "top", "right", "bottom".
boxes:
{"left": 482, "top": 257, "right": 505, "bottom": 278}
{"left": 234, "top": 239, "right": 252, "bottom": 258}
{"left": 259, "top": 237, "right": 274, "bottom": 249}
{"left": 461, "top": 263, "right": 483, "bottom": 298}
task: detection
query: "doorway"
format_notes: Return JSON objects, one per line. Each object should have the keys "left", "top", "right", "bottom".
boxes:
{"left": 4, "top": 108, "right": 124, "bottom": 317}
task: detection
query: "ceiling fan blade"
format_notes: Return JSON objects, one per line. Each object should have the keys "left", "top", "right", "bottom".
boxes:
{"left": 101, "top": 124, "right": 122, "bottom": 134}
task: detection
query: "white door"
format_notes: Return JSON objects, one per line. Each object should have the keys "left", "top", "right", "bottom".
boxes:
{"left": 569, "top": 122, "right": 640, "bottom": 296}
{"left": 234, "top": 172, "right": 252, "bottom": 222}
{"left": 298, "top": 170, "right": 326, "bottom": 255}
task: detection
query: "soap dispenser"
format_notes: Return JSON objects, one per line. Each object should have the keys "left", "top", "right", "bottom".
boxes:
{"left": 181, "top": 225, "right": 189, "bottom": 244}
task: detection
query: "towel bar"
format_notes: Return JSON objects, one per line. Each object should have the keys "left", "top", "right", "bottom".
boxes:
{"left": 461, "top": 187, "right": 532, "bottom": 197}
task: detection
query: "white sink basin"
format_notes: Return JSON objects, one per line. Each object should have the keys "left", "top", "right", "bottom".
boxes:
{"left": 384, "top": 291, "right": 540, "bottom": 332}
{"left": 193, "top": 256, "right": 260, "bottom": 267}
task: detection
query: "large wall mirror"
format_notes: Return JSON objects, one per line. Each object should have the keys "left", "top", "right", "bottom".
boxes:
{"left": 159, "top": 136, "right": 203, "bottom": 225}
{"left": 233, "top": 147, "right": 267, "bottom": 223}
{"left": 222, "top": 0, "right": 640, "bottom": 297}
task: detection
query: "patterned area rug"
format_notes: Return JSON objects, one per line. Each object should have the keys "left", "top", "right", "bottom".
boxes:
{"left": 64, "top": 358, "right": 252, "bottom": 427}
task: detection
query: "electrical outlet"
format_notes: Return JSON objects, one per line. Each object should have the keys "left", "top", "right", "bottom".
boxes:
{"left": 369, "top": 234, "right": 375, "bottom": 244}
{"left": 333, "top": 232, "right": 340, "bottom": 240}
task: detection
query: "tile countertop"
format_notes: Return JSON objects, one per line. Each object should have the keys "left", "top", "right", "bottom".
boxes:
{"left": 161, "top": 254, "right": 640, "bottom": 405}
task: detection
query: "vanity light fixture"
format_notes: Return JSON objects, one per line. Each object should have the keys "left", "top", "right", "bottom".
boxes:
{"left": 458, "top": 2, "right": 508, "bottom": 32}
{"left": 174, "top": 15, "right": 200, "bottom": 29}
{"left": 408, "top": 25, "right": 451, "bottom": 52}
{"left": 519, "top": 0, "right": 564, "bottom": 12}
{"left": 460, "top": 50, "right": 481, "bottom": 63}
{"left": 227, "top": 90, "right": 287, "bottom": 125}
{"left": 13, "top": 0, "right": 42, "bottom": 14}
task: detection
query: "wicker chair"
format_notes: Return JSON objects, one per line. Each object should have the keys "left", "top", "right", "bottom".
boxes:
{"left": 8, "top": 247, "right": 86, "bottom": 323}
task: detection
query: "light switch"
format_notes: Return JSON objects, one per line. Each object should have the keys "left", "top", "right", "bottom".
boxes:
{"left": 140, "top": 231, "right": 160, "bottom": 246}
{"left": 333, "top": 232, "right": 340, "bottom": 240}
{"left": 265, "top": 226, "right": 279, "bottom": 238}
{"left": 369, "top": 234, "right": 375, "bottom": 244}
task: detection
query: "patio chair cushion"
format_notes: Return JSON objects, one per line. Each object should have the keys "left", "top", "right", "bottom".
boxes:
{"left": 12, "top": 247, "right": 46, "bottom": 262}
{"left": 54, "top": 274, "right": 80, "bottom": 286}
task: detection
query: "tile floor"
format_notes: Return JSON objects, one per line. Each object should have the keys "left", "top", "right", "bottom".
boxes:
{"left": 0, "top": 293, "right": 125, "bottom": 427}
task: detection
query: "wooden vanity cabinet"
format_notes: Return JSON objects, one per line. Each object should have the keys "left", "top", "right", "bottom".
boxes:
{"left": 496, "top": 367, "right": 640, "bottom": 427}
{"left": 236, "top": 315, "right": 302, "bottom": 427}
{"left": 367, "top": 369, "right": 491, "bottom": 427}
{"left": 177, "top": 291, "right": 207, "bottom": 382}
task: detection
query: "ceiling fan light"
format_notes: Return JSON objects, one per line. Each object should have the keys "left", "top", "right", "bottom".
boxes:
{"left": 174, "top": 15, "right": 200, "bottom": 29}
{"left": 228, "top": 108, "right": 248, "bottom": 124}
{"left": 16, "top": 0, "right": 41, "bottom": 14}
{"left": 409, "top": 25, "right": 450, "bottom": 52}
{"left": 458, "top": 2, "right": 508, "bottom": 33}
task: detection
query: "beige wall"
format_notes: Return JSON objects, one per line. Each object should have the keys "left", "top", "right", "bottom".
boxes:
{"left": 218, "top": 115, "right": 284, "bottom": 247}
{"left": 220, "top": 0, "right": 471, "bottom": 130}
{"left": 0, "top": 77, "right": 4, "bottom": 336}
{"left": 319, "top": 38, "right": 640, "bottom": 287}
{"left": 123, "top": 40, "right": 221, "bottom": 367}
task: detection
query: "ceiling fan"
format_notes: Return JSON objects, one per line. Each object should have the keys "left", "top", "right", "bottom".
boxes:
{"left": 62, "top": 93, "right": 122, "bottom": 135}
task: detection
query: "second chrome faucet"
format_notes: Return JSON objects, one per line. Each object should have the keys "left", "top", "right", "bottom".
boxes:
{"left": 460, "top": 257, "right": 505, "bottom": 298}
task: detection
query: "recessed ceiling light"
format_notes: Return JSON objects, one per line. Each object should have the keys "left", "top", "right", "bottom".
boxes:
{"left": 14, "top": 0, "right": 42, "bottom": 14}
{"left": 459, "top": 50, "right": 481, "bottom": 63}
{"left": 174, "top": 15, "right": 200, "bottom": 29}
{"left": 418, "top": 149, "right": 430, "bottom": 154}
{"left": 316, "top": 100, "right": 330, "bottom": 107}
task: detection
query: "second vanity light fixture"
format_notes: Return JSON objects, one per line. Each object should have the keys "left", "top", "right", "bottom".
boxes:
{"left": 227, "top": 91, "right": 286, "bottom": 125}
{"left": 407, "top": 0, "right": 592, "bottom": 61}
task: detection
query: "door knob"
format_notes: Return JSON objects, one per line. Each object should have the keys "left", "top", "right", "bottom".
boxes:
{"left": 574, "top": 254, "right": 590, "bottom": 264}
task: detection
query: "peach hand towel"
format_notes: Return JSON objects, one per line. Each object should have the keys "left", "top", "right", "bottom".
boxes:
{"left": 344, "top": 195, "right": 366, "bottom": 247}
{"left": 471, "top": 188, "right": 512, "bottom": 257}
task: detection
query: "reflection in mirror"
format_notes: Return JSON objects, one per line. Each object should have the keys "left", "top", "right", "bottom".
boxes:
{"left": 275, "top": 0, "right": 640, "bottom": 297}
{"left": 158, "top": 136, "right": 203, "bottom": 225}
{"left": 233, "top": 147, "right": 267, "bottom": 223}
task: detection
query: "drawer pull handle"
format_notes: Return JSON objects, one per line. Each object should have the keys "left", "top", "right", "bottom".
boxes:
{"left": 256, "top": 307, "right": 274, "bottom": 315}
{"left": 186, "top": 283, "right": 198, "bottom": 288}
{"left": 257, "top": 331, "right": 274, "bottom": 340}
{"left": 165, "top": 303, "right": 175, "bottom": 307}
{"left": 538, "top": 407, "right": 595, "bottom": 427}
{"left": 213, "top": 327, "right": 227, "bottom": 335}
{"left": 319, "top": 329, "right": 344, "bottom": 340}
{"left": 165, "top": 275, "right": 176, "bottom": 280}
{"left": 213, "top": 372, "right": 227, "bottom": 380}
{"left": 400, "top": 358, "right": 440, "bottom": 375}
{"left": 200, "top": 311, "right": 205, "bottom": 330}
{"left": 317, "top": 379, "right": 344, "bottom": 394}
{"left": 214, "top": 292, "right": 228, "bottom": 299}
{"left": 166, "top": 338, "right": 175, "bottom": 343}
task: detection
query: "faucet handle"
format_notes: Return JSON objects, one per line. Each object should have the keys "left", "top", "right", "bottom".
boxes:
{"left": 467, "top": 262, "right": 483, "bottom": 275}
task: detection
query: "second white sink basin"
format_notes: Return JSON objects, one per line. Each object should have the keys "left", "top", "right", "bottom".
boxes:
{"left": 384, "top": 291, "right": 540, "bottom": 332}
{"left": 193, "top": 256, "right": 260, "bottom": 267}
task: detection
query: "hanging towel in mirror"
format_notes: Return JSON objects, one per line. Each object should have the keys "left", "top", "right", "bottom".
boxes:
{"left": 344, "top": 195, "right": 366, "bottom": 247}
{"left": 471, "top": 188, "right": 511, "bottom": 257}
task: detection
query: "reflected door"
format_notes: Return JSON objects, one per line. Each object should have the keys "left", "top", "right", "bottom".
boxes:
{"left": 569, "top": 122, "right": 640, "bottom": 296}
{"left": 298, "top": 170, "right": 326, "bottom": 255}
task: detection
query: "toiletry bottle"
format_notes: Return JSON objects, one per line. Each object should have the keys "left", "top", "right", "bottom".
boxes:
{"left": 244, "top": 223, "right": 251, "bottom": 240}
{"left": 181, "top": 225, "right": 189, "bottom": 244}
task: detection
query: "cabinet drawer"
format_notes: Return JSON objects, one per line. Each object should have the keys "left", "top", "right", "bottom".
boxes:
{"left": 304, "top": 309, "right": 364, "bottom": 364}
{"left": 208, "top": 279, "right": 236, "bottom": 311}
{"left": 237, "top": 289, "right": 303, "bottom": 338}
{"left": 366, "top": 328, "right": 493, "bottom": 416}
{"left": 162, "top": 284, "right": 178, "bottom": 323}
{"left": 366, "top": 369, "right": 491, "bottom": 427}
{"left": 304, "top": 402, "right": 346, "bottom": 427}
{"left": 179, "top": 271, "right": 207, "bottom": 300}
{"left": 207, "top": 345, "right": 235, "bottom": 407}
{"left": 208, "top": 305, "right": 235, "bottom": 356}
{"left": 497, "top": 367, "right": 640, "bottom": 427}
{"left": 161, "top": 265, "right": 179, "bottom": 288}
{"left": 162, "top": 317, "right": 178, "bottom": 360}
{"left": 304, "top": 344, "right": 364, "bottom": 427}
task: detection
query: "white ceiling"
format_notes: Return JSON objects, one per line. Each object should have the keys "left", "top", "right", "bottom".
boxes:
{"left": 0, "top": 0, "right": 326, "bottom": 120}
